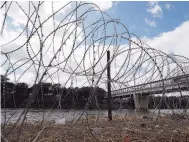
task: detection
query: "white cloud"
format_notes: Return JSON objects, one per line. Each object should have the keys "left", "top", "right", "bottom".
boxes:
{"left": 147, "top": 2, "right": 163, "bottom": 18}
{"left": 141, "top": 20, "right": 189, "bottom": 58}
{"left": 1, "top": 2, "right": 189, "bottom": 90}
{"left": 89, "top": 1, "right": 114, "bottom": 11}
{"left": 0, "top": 1, "right": 118, "bottom": 88}
{"left": 148, "top": 1, "right": 158, "bottom": 7}
{"left": 165, "top": 3, "right": 171, "bottom": 10}
{"left": 145, "top": 18, "right": 156, "bottom": 27}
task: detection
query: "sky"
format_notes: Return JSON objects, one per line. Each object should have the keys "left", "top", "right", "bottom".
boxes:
{"left": 106, "top": 1, "right": 189, "bottom": 37}
{"left": 0, "top": 1, "right": 189, "bottom": 90}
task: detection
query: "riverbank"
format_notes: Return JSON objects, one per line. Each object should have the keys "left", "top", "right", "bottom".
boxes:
{"left": 2, "top": 114, "right": 189, "bottom": 142}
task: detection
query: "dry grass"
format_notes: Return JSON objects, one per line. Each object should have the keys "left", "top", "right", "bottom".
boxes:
{"left": 2, "top": 114, "right": 189, "bottom": 142}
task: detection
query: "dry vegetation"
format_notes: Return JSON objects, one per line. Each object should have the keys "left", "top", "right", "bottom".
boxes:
{"left": 2, "top": 114, "right": 189, "bottom": 142}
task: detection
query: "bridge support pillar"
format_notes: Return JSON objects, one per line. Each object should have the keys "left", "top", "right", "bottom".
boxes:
{"left": 133, "top": 94, "right": 149, "bottom": 113}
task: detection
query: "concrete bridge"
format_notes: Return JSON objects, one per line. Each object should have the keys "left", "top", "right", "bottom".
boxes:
{"left": 105, "top": 74, "right": 189, "bottom": 112}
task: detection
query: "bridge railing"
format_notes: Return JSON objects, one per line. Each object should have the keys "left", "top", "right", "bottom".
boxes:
{"left": 110, "top": 74, "right": 189, "bottom": 97}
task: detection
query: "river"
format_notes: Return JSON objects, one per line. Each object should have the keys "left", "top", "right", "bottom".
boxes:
{"left": 1, "top": 108, "right": 188, "bottom": 124}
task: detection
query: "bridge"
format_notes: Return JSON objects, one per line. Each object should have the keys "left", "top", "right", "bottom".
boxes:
{"left": 105, "top": 74, "right": 189, "bottom": 112}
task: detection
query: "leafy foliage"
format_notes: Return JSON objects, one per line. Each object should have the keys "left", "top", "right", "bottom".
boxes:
{"left": 1, "top": 75, "right": 188, "bottom": 109}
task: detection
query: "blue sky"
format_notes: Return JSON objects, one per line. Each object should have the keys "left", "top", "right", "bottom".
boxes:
{"left": 105, "top": 1, "right": 189, "bottom": 37}
{"left": 1, "top": 1, "right": 189, "bottom": 86}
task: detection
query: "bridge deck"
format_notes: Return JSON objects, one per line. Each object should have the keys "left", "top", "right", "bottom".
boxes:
{"left": 105, "top": 74, "right": 189, "bottom": 98}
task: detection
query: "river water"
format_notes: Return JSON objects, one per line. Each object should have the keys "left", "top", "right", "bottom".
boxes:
{"left": 1, "top": 109, "right": 188, "bottom": 124}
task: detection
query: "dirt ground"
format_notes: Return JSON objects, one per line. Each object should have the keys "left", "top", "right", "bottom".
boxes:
{"left": 2, "top": 114, "right": 189, "bottom": 142}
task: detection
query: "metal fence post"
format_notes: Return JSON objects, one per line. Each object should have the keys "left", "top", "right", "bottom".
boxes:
{"left": 107, "top": 50, "right": 112, "bottom": 121}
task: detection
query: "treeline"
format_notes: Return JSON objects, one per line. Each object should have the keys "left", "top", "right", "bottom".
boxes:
{"left": 1, "top": 75, "right": 189, "bottom": 109}
{"left": 111, "top": 96, "right": 189, "bottom": 109}
{"left": 148, "top": 96, "right": 189, "bottom": 109}
{"left": 1, "top": 75, "right": 106, "bottom": 109}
